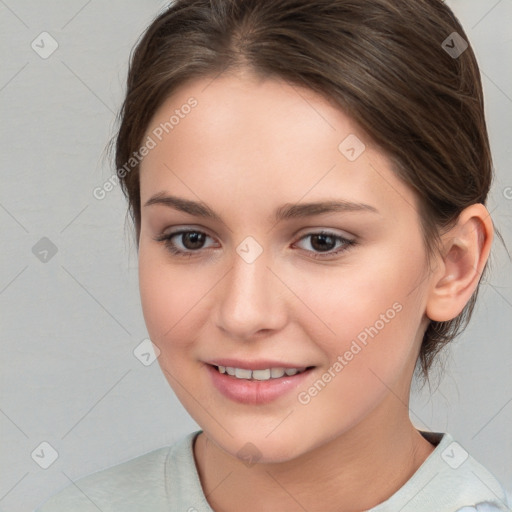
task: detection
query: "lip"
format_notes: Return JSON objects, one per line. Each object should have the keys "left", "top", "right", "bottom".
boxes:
{"left": 204, "top": 362, "right": 314, "bottom": 405}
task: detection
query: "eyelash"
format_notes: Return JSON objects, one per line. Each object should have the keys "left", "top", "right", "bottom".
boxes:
{"left": 154, "top": 229, "right": 356, "bottom": 260}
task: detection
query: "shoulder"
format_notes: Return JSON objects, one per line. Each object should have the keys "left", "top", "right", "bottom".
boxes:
{"left": 441, "top": 437, "right": 512, "bottom": 511}
{"left": 456, "top": 504, "right": 512, "bottom": 512}
{"left": 34, "top": 431, "right": 202, "bottom": 512}
{"left": 34, "top": 446, "right": 170, "bottom": 512}
{"left": 370, "top": 432, "right": 512, "bottom": 512}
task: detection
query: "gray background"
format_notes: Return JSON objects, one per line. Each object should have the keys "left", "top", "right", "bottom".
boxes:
{"left": 0, "top": 1, "right": 511, "bottom": 511}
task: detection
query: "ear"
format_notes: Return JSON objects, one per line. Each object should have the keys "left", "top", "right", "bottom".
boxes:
{"left": 425, "top": 203, "right": 494, "bottom": 322}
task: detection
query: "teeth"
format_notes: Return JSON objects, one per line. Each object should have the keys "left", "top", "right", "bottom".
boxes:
{"left": 252, "top": 369, "right": 271, "bottom": 380}
{"left": 235, "top": 368, "right": 252, "bottom": 379}
{"left": 217, "top": 366, "right": 305, "bottom": 381}
{"left": 271, "top": 368, "right": 286, "bottom": 378}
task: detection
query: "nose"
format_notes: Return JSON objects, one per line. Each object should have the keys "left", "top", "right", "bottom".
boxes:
{"left": 214, "top": 242, "right": 287, "bottom": 341}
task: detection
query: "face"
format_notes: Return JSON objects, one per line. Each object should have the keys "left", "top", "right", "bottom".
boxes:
{"left": 138, "top": 71, "right": 432, "bottom": 463}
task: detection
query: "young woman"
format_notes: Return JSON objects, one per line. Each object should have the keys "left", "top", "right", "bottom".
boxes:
{"left": 36, "top": 0, "right": 511, "bottom": 510}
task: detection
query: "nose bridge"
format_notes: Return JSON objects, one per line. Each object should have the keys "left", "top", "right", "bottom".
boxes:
{"left": 215, "top": 238, "right": 284, "bottom": 338}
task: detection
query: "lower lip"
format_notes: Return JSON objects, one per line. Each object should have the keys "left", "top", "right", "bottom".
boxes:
{"left": 205, "top": 364, "right": 314, "bottom": 405}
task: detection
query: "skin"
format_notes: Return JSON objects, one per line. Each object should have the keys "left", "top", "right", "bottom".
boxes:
{"left": 137, "top": 69, "right": 493, "bottom": 511}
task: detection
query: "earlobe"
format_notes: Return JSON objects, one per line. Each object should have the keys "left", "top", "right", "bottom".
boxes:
{"left": 425, "top": 204, "right": 493, "bottom": 323}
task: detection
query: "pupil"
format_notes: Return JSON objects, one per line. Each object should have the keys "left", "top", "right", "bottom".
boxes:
{"left": 311, "top": 234, "right": 335, "bottom": 252}
{"left": 184, "top": 232, "right": 205, "bottom": 249}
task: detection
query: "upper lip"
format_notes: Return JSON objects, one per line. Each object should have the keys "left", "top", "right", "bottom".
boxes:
{"left": 205, "top": 359, "right": 312, "bottom": 370}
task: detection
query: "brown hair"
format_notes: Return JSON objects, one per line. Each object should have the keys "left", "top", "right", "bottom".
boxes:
{"left": 110, "top": 0, "right": 496, "bottom": 388}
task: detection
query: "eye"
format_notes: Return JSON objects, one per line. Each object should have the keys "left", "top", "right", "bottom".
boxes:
{"left": 293, "top": 231, "right": 356, "bottom": 259}
{"left": 154, "top": 229, "right": 356, "bottom": 259}
{"left": 154, "top": 229, "right": 216, "bottom": 257}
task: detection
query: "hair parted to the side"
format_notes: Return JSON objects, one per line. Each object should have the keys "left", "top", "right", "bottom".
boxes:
{"left": 108, "top": 0, "right": 497, "bottom": 389}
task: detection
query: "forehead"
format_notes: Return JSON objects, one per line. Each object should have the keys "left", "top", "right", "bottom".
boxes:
{"left": 143, "top": 72, "right": 352, "bottom": 162}
{"left": 139, "top": 73, "right": 418, "bottom": 222}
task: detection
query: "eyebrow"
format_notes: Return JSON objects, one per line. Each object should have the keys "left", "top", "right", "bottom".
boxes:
{"left": 143, "top": 192, "right": 378, "bottom": 223}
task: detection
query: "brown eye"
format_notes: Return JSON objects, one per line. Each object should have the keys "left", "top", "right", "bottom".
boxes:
{"left": 179, "top": 232, "right": 207, "bottom": 250}
{"left": 309, "top": 233, "right": 337, "bottom": 252}
{"left": 294, "top": 231, "right": 356, "bottom": 259}
{"left": 154, "top": 230, "right": 216, "bottom": 257}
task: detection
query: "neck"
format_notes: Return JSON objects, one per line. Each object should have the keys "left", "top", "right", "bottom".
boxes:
{"left": 193, "top": 396, "right": 436, "bottom": 511}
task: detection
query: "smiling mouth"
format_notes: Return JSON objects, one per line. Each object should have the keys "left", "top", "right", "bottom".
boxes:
{"left": 211, "top": 364, "right": 315, "bottom": 381}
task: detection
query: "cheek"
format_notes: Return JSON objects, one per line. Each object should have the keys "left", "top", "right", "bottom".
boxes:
{"left": 138, "top": 247, "right": 204, "bottom": 352}
{"left": 300, "top": 243, "right": 427, "bottom": 379}
{"left": 294, "top": 268, "right": 425, "bottom": 431}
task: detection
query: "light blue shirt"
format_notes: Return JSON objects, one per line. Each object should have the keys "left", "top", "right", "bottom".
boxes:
{"left": 35, "top": 430, "right": 512, "bottom": 511}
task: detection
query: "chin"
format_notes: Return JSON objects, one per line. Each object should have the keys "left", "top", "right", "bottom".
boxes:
{"left": 204, "top": 425, "right": 317, "bottom": 465}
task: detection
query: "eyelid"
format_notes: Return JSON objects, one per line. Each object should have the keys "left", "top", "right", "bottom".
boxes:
{"left": 294, "top": 225, "right": 355, "bottom": 240}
